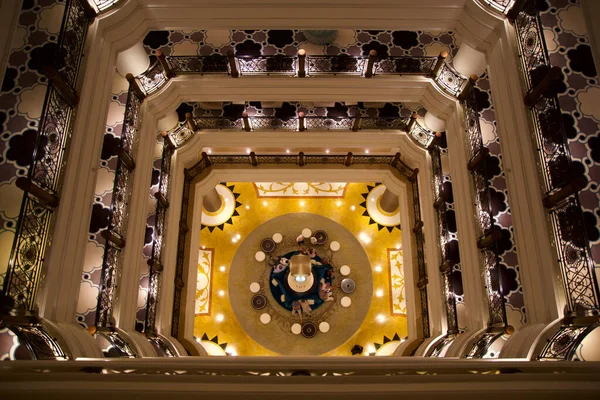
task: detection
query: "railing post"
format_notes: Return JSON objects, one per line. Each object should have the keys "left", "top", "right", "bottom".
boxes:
{"left": 227, "top": 51, "right": 239, "bottom": 78}
{"left": 352, "top": 115, "right": 361, "bottom": 132}
{"left": 458, "top": 74, "right": 478, "bottom": 102}
{"left": 298, "top": 49, "right": 306, "bottom": 78}
{"left": 41, "top": 66, "right": 79, "bottom": 106}
{"left": 542, "top": 177, "right": 588, "bottom": 209}
{"left": 344, "top": 152, "right": 353, "bottom": 166}
{"left": 156, "top": 50, "right": 175, "bottom": 79}
{"left": 242, "top": 111, "right": 251, "bottom": 132}
{"left": 365, "top": 50, "right": 377, "bottom": 78}
{"left": 432, "top": 51, "right": 448, "bottom": 78}
{"left": 201, "top": 151, "right": 212, "bottom": 166}
{"left": 126, "top": 73, "right": 146, "bottom": 100}
{"left": 185, "top": 112, "right": 198, "bottom": 131}
{"left": 15, "top": 178, "right": 59, "bottom": 208}
{"left": 524, "top": 66, "right": 563, "bottom": 107}
{"left": 161, "top": 130, "right": 176, "bottom": 148}
{"left": 298, "top": 112, "right": 305, "bottom": 131}
{"left": 507, "top": 0, "right": 528, "bottom": 20}
{"left": 298, "top": 151, "right": 305, "bottom": 167}
{"left": 249, "top": 151, "right": 258, "bottom": 166}
{"left": 407, "top": 112, "right": 418, "bottom": 131}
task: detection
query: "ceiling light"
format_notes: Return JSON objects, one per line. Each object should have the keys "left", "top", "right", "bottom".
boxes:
{"left": 218, "top": 290, "right": 225, "bottom": 297}
{"left": 336, "top": 200, "right": 342, "bottom": 207}
{"left": 374, "top": 265, "right": 382, "bottom": 272}
{"left": 245, "top": 205, "right": 250, "bottom": 209}
{"left": 286, "top": 149, "right": 290, "bottom": 153}
{"left": 376, "top": 314, "right": 386, "bottom": 323}
{"left": 263, "top": 200, "right": 268, "bottom": 206}
{"left": 246, "top": 148, "right": 251, "bottom": 154}
{"left": 219, "top": 265, "right": 226, "bottom": 272}
{"left": 325, "top": 149, "right": 330, "bottom": 154}
{"left": 300, "top": 200, "right": 305, "bottom": 207}
{"left": 351, "top": 205, "right": 356, "bottom": 211}
{"left": 376, "top": 289, "right": 384, "bottom": 297}
{"left": 359, "top": 232, "right": 371, "bottom": 244}
{"left": 227, "top": 346, "right": 237, "bottom": 356}
{"left": 216, "top": 314, "right": 224, "bottom": 322}
{"left": 365, "top": 149, "right": 369, "bottom": 154}
{"left": 232, "top": 237, "right": 238, "bottom": 243}
{"left": 207, "top": 149, "right": 212, "bottom": 154}
{"left": 236, "top": 233, "right": 241, "bottom": 239}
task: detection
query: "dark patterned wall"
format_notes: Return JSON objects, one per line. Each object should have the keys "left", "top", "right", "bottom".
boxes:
{"left": 0, "top": 0, "right": 65, "bottom": 297}
{"left": 142, "top": 29, "right": 458, "bottom": 58}
{"left": 540, "top": 0, "right": 600, "bottom": 270}
{"left": 474, "top": 73, "right": 526, "bottom": 326}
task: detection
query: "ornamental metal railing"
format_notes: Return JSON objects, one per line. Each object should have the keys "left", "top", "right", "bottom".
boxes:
{"left": 132, "top": 52, "right": 472, "bottom": 99}
{"left": 95, "top": 83, "right": 144, "bottom": 329}
{"left": 90, "top": 0, "right": 120, "bottom": 12}
{"left": 538, "top": 320, "right": 600, "bottom": 361}
{"left": 481, "top": 0, "right": 515, "bottom": 14}
{"left": 511, "top": 0, "right": 599, "bottom": 316}
{"left": 171, "top": 153, "right": 430, "bottom": 339}
{"left": 2, "top": 0, "right": 92, "bottom": 314}
{"left": 463, "top": 89, "right": 508, "bottom": 328}
{"left": 144, "top": 140, "right": 174, "bottom": 335}
{"left": 166, "top": 114, "right": 433, "bottom": 149}
{"left": 430, "top": 145, "right": 459, "bottom": 335}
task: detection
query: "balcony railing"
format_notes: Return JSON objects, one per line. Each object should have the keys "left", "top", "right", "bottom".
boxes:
{"left": 131, "top": 52, "right": 471, "bottom": 100}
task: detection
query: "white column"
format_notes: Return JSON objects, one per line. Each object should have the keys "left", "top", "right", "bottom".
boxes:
{"left": 486, "top": 21, "right": 564, "bottom": 324}
{"left": 444, "top": 106, "right": 488, "bottom": 349}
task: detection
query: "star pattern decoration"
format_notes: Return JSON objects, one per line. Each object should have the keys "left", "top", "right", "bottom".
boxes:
{"left": 372, "top": 333, "right": 403, "bottom": 356}
{"left": 358, "top": 183, "right": 401, "bottom": 232}
{"left": 201, "top": 182, "right": 243, "bottom": 232}
{"left": 200, "top": 332, "right": 229, "bottom": 353}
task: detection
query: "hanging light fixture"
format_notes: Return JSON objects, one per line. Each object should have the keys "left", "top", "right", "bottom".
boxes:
{"left": 289, "top": 254, "right": 312, "bottom": 282}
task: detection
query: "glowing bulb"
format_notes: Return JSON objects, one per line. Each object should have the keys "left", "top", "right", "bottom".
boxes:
{"left": 245, "top": 205, "right": 250, "bottom": 209}
{"left": 219, "top": 265, "right": 226, "bottom": 272}
{"left": 359, "top": 232, "right": 371, "bottom": 244}
{"left": 376, "top": 314, "right": 386, "bottom": 323}
{"left": 370, "top": 197, "right": 375, "bottom": 201}
{"left": 216, "top": 314, "right": 224, "bottom": 322}
{"left": 246, "top": 148, "right": 251, "bottom": 154}
{"left": 376, "top": 289, "right": 384, "bottom": 297}
{"left": 218, "top": 290, "right": 225, "bottom": 297}
{"left": 325, "top": 149, "right": 330, "bottom": 154}
{"left": 365, "top": 149, "right": 369, "bottom": 154}
{"left": 300, "top": 200, "right": 305, "bottom": 207}
{"left": 374, "top": 265, "right": 382, "bottom": 272}
{"left": 201, "top": 245, "right": 205, "bottom": 249}
{"left": 227, "top": 346, "right": 237, "bottom": 356}
{"left": 286, "top": 149, "right": 290, "bottom": 153}
{"left": 263, "top": 200, "right": 268, "bottom": 206}
{"left": 366, "top": 345, "right": 376, "bottom": 355}
{"left": 207, "top": 149, "right": 212, "bottom": 154}
{"left": 336, "top": 200, "right": 342, "bottom": 207}
{"left": 351, "top": 205, "right": 356, "bottom": 211}
{"left": 396, "top": 243, "right": 401, "bottom": 250}
{"left": 225, "top": 197, "right": 229, "bottom": 202}
{"left": 236, "top": 233, "right": 241, "bottom": 239}
{"left": 231, "top": 237, "right": 238, "bottom": 243}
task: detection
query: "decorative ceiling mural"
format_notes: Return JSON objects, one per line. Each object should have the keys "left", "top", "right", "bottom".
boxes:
{"left": 195, "top": 182, "right": 407, "bottom": 356}
{"left": 254, "top": 182, "right": 347, "bottom": 198}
